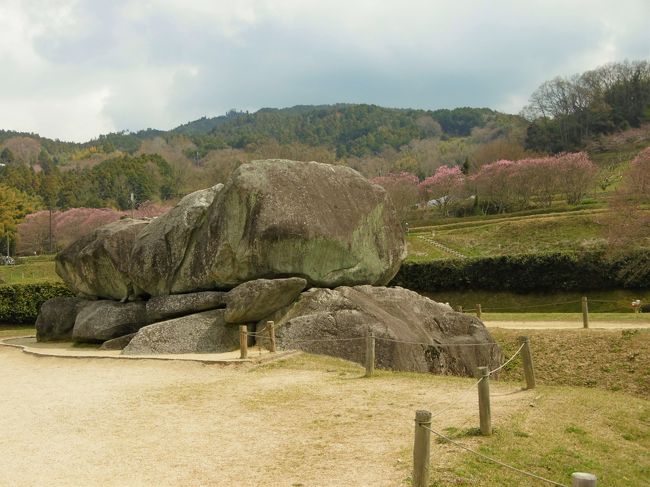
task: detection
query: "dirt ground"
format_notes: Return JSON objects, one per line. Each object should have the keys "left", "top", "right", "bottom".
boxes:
{"left": 485, "top": 320, "right": 650, "bottom": 330}
{"left": 0, "top": 345, "right": 535, "bottom": 487}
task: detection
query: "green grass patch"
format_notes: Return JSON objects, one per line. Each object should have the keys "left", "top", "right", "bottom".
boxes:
{"left": 0, "top": 255, "right": 60, "bottom": 285}
{"left": 442, "top": 387, "right": 649, "bottom": 486}
{"left": 430, "top": 214, "right": 606, "bottom": 258}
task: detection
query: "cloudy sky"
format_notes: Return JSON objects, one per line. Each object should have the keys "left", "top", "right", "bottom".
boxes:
{"left": 1, "top": 0, "right": 648, "bottom": 142}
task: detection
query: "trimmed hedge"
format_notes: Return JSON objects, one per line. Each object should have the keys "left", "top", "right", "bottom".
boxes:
{"left": 391, "top": 250, "right": 650, "bottom": 292}
{"left": 0, "top": 283, "right": 74, "bottom": 324}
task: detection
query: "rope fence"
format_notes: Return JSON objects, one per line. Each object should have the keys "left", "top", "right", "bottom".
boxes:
{"left": 409, "top": 334, "right": 597, "bottom": 487}
{"left": 237, "top": 322, "right": 596, "bottom": 485}
{"left": 458, "top": 294, "right": 648, "bottom": 326}
{"left": 421, "top": 424, "right": 569, "bottom": 487}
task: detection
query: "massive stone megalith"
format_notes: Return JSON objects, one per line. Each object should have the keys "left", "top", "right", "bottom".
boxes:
{"left": 152, "top": 159, "right": 406, "bottom": 294}
{"left": 44, "top": 158, "right": 502, "bottom": 375}
{"left": 55, "top": 160, "right": 406, "bottom": 299}
{"left": 55, "top": 219, "right": 149, "bottom": 300}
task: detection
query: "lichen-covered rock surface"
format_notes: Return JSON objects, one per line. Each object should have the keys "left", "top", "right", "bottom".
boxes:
{"left": 179, "top": 160, "right": 405, "bottom": 291}
{"left": 145, "top": 291, "right": 227, "bottom": 322}
{"left": 122, "top": 310, "right": 238, "bottom": 355}
{"left": 55, "top": 219, "right": 149, "bottom": 300}
{"left": 129, "top": 184, "right": 223, "bottom": 296}
{"left": 256, "top": 285, "right": 501, "bottom": 376}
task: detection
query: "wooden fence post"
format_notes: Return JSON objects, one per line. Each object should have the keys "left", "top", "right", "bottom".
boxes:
{"left": 476, "top": 304, "right": 482, "bottom": 319}
{"left": 413, "top": 410, "right": 431, "bottom": 487}
{"left": 267, "top": 321, "right": 276, "bottom": 353}
{"left": 365, "top": 330, "right": 375, "bottom": 377}
{"left": 518, "top": 336, "right": 536, "bottom": 389}
{"left": 571, "top": 472, "right": 597, "bottom": 486}
{"left": 582, "top": 296, "right": 589, "bottom": 329}
{"left": 477, "top": 366, "right": 492, "bottom": 436}
{"left": 239, "top": 325, "right": 248, "bottom": 359}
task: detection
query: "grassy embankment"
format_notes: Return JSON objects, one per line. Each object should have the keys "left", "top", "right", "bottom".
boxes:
{"left": 406, "top": 209, "right": 609, "bottom": 261}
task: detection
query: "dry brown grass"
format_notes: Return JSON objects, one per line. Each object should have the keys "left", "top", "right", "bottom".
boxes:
{"left": 492, "top": 328, "right": 650, "bottom": 398}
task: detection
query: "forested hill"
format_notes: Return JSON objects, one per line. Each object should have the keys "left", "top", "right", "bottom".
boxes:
{"left": 0, "top": 60, "right": 648, "bottom": 226}
{"left": 170, "top": 105, "right": 517, "bottom": 158}
{"left": 1, "top": 104, "right": 522, "bottom": 161}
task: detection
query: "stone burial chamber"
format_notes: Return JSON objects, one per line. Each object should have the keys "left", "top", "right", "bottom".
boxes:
{"left": 36, "top": 159, "right": 501, "bottom": 375}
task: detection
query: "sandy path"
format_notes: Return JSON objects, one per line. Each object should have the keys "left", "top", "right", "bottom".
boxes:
{"left": 0, "top": 346, "right": 534, "bottom": 487}
{"left": 485, "top": 320, "right": 650, "bottom": 330}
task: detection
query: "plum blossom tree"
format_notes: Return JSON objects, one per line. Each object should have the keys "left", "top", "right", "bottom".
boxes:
{"left": 603, "top": 148, "right": 650, "bottom": 284}
{"left": 17, "top": 204, "right": 171, "bottom": 255}
{"left": 369, "top": 172, "right": 419, "bottom": 222}
{"left": 470, "top": 160, "right": 516, "bottom": 213}
{"left": 471, "top": 152, "right": 596, "bottom": 213}
{"left": 554, "top": 152, "right": 597, "bottom": 205}
{"left": 606, "top": 148, "right": 650, "bottom": 249}
{"left": 418, "top": 165, "right": 465, "bottom": 215}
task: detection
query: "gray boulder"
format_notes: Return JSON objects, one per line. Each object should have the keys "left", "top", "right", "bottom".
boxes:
{"left": 99, "top": 333, "right": 136, "bottom": 350}
{"left": 122, "top": 309, "right": 239, "bottom": 355}
{"left": 36, "top": 297, "right": 93, "bottom": 342}
{"left": 55, "top": 219, "right": 149, "bottom": 300}
{"left": 146, "top": 291, "right": 227, "bottom": 322}
{"left": 256, "top": 286, "right": 501, "bottom": 376}
{"left": 130, "top": 185, "right": 223, "bottom": 296}
{"left": 224, "top": 277, "right": 307, "bottom": 323}
{"left": 72, "top": 301, "right": 149, "bottom": 343}
{"left": 174, "top": 160, "right": 406, "bottom": 292}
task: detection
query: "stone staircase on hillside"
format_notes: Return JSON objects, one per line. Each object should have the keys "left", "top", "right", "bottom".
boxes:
{"left": 417, "top": 235, "right": 467, "bottom": 259}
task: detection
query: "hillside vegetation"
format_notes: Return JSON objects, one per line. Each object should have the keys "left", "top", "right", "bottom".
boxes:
{"left": 0, "top": 60, "right": 648, "bottom": 261}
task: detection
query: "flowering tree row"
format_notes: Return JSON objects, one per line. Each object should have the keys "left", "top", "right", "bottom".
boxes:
{"left": 16, "top": 203, "right": 170, "bottom": 255}
{"left": 370, "top": 152, "right": 598, "bottom": 217}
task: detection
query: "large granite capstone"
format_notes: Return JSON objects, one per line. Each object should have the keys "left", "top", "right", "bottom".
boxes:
{"left": 177, "top": 160, "right": 406, "bottom": 292}
{"left": 56, "top": 160, "right": 405, "bottom": 299}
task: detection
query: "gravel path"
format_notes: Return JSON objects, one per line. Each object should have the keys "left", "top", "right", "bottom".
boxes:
{"left": 485, "top": 320, "right": 650, "bottom": 330}
{"left": 0, "top": 345, "right": 533, "bottom": 486}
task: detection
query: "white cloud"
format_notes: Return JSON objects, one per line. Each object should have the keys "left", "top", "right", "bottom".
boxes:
{"left": 0, "top": 0, "right": 647, "bottom": 141}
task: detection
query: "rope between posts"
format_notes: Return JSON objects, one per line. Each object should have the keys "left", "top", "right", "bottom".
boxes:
{"left": 421, "top": 425, "right": 568, "bottom": 487}
{"left": 282, "top": 336, "right": 366, "bottom": 344}
{"left": 430, "top": 377, "right": 484, "bottom": 419}
{"left": 476, "top": 300, "right": 581, "bottom": 312}
{"left": 487, "top": 342, "right": 525, "bottom": 375}
{"left": 374, "top": 336, "right": 498, "bottom": 347}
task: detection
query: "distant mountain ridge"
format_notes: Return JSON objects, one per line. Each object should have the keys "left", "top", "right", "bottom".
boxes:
{"left": 1, "top": 103, "right": 522, "bottom": 161}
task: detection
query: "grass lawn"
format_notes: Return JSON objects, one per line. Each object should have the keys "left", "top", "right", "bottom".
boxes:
{"left": 438, "top": 385, "right": 649, "bottom": 486}
{"left": 407, "top": 212, "right": 610, "bottom": 259}
{"left": 0, "top": 255, "right": 60, "bottom": 285}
